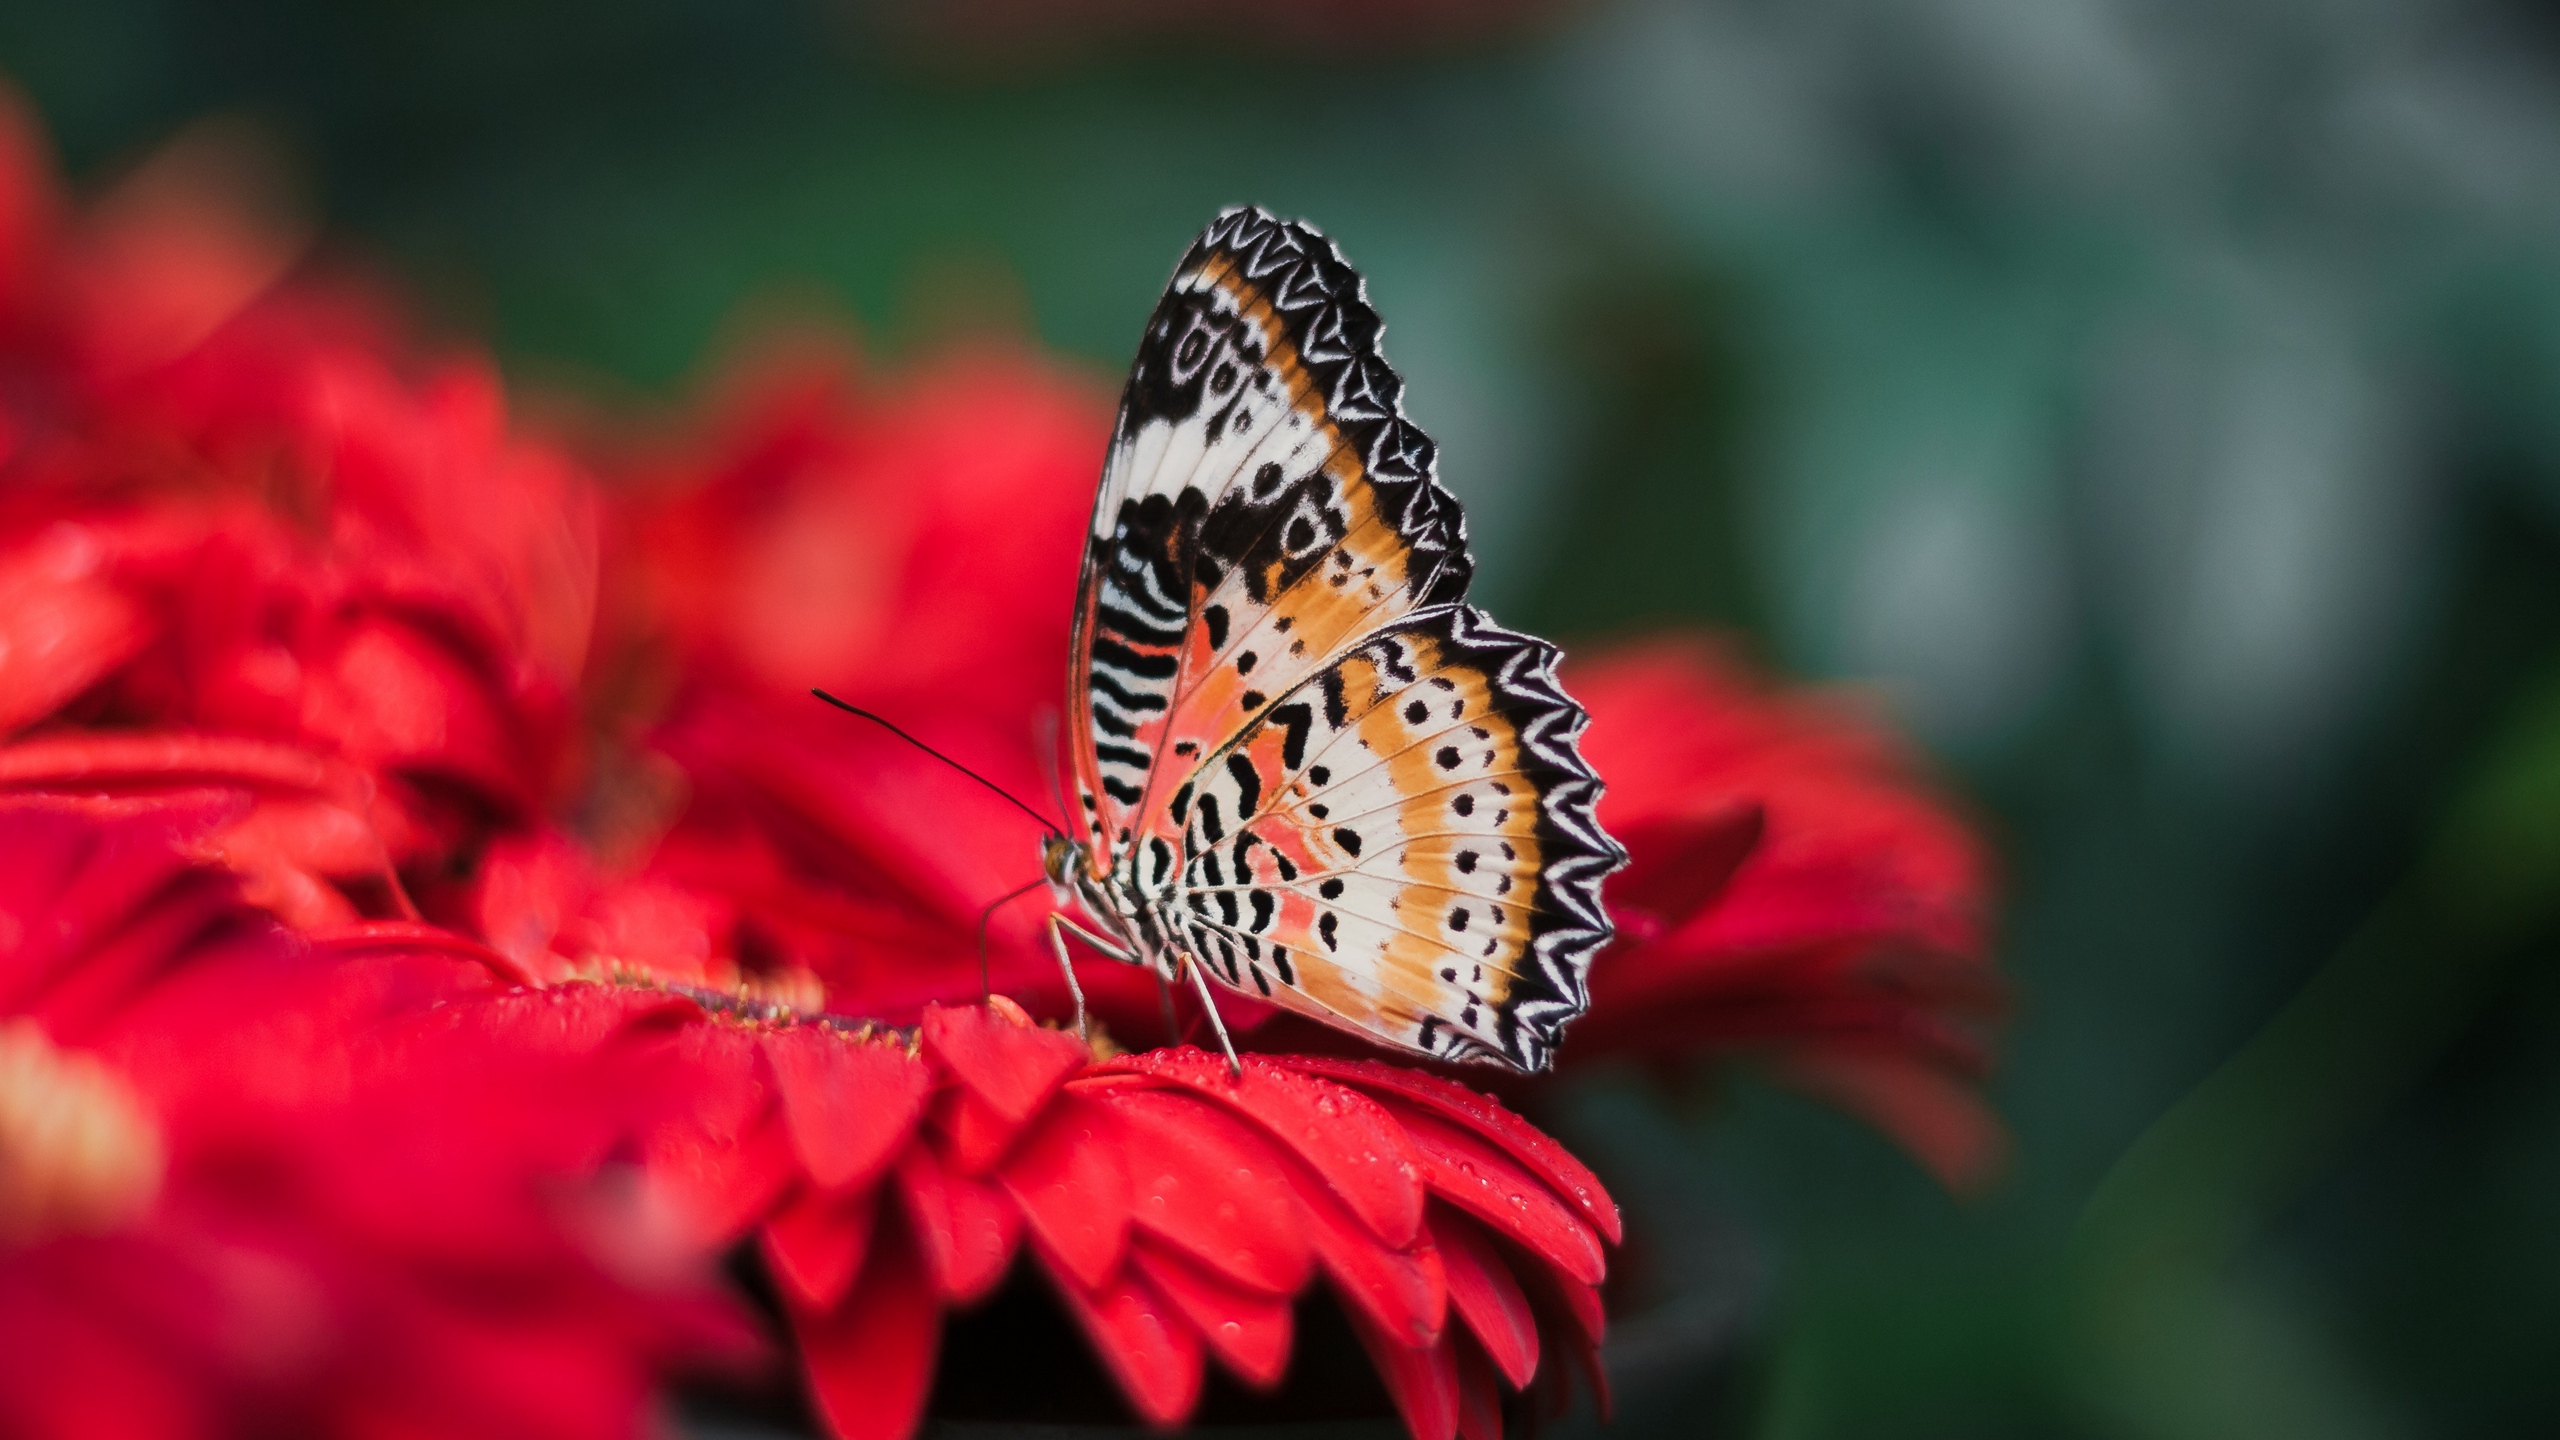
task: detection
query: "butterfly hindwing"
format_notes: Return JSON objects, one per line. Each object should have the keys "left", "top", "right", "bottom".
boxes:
{"left": 1165, "top": 607, "right": 1619, "bottom": 1071}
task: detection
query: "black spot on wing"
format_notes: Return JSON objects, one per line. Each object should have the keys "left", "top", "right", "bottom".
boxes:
{"left": 1225, "top": 752, "right": 1263, "bottom": 818}
{"left": 1268, "top": 702, "right": 1314, "bottom": 771}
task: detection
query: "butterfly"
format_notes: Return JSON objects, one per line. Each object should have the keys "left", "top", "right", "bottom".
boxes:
{"left": 1037, "top": 206, "right": 1623, "bottom": 1074}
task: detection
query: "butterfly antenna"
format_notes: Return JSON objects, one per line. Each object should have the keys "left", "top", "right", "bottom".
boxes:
{"left": 811, "top": 690, "right": 1062, "bottom": 832}
{"left": 976, "top": 876, "right": 1049, "bottom": 1002}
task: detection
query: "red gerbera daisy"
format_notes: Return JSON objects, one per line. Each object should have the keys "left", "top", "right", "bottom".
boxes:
{"left": 1567, "top": 637, "right": 2005, "bottom": 1188}
{"left": 0, "top": 793, "right": 755, "bottom": 1440}
{"left": 456, "top": 965, "right": 1613, "bottom": 1440}
{"left": 0, "top": 92, "right": 595, "bottom": 930}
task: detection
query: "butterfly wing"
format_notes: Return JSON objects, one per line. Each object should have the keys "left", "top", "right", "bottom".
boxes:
{"left": 1164, "top": 607, "right": 1619, "bottom": 1070}
{"left": 1066, "top": 206, "right": 1621, "bottom": 1070}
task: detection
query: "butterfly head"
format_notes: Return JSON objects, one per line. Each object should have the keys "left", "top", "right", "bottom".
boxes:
{"left": 1039, "top": 832, "right": 1086, "bottom": 895}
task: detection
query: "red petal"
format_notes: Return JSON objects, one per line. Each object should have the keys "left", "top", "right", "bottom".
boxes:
{"left": 309, "top": 920, "right": 529, "bottom": 985}
{"left": 1525, "top": 1260, "right": 1607, "bottom": 1352}
{"left": 1346, "top": 1306, "right": 1461, "bottom": 1440}
{"left": 0, "top": 791, "right": 241, "bottom": 1013}
{"left": 791, "top": 1221, "right": 941, "bottom": 1440}
{"left": 453, "top": 981, "right": 694, "bottom": 1057}
{"left": 1430, "top": 1209, "right": 1538, "bottom": 1390}
{"left": 921, "top": 1000, "right": 1087, "bottom": 1121}
{"left": 19, "top": 852, "right": 251, "bottom": 1037}
{"left": 644, "top": 1024, "right": 797, "bottom": 1245}
{"left": 761, "top": 1183, "right": 879, "bottom": 1314}
{"left": 1292, "top": 1160, "right": 1446, "bottom": 1350}
{"left": 1551, "top": 1273, "right": 1605, "bottom": 1349}
{"left": 0, "top": 553, "right": 152, "bottom": 734}
{"left": 1277, "top": 1056, "right": 1620, "bottom": 1246}
{"left": 1453, "top": 1330, "right": 1506, "bottom": 1440}
{"left": 0, "top": 732, "right": 355, "bottom": 799}
{"left": 895, "top": 1140, "right": 1020, "bottom": 1303}
{"left": 471, "top": 828, "right": 593, "bottom": 979}
{"left": 932, "top": 1076, "right": 1034, "bottom": 1176}
{"left": 0, "top": 1288, "right": 215, "bottom": 1439}
{"left": 652, "top": 1105, "right": 802, "bottom": 1248}
{"left": 301, "top": 614, "right": 523, "bottom": 804}
{"left": 1089, "top": 1082, "right": 1311, "bottom": 1296}
{"left": 1564, "top": 1308, "right": 1610, "bottom": 1421}
{"left": 1046, "top": 1261, "right": 1206, "bottom": 1428}
{"left": 997, "top": 1089, "right": 1130, "bottom": 1291}
{"left": 1126, "top": 1237, "right": 1294, "bottom": 1390}
{"left": 212, "top": 794, "right": 392, "bottom": 888}
{"left": 1606, "top": 805, "right": 1763, "bottom": 931}
{"left": 1110, "top": 1050, "right": 1426, "bottom": 1248}
{"left": 762, "top": 1025, "right": 930, "bottom": 1191}
{"left": 1769, "top": 1046, "right": 2008, "bottom": 1194}
{"left": 1397, "top": 1110, "right": 1603, "bottom": 1287}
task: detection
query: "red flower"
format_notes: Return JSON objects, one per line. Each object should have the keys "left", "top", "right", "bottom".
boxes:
{"left": 484, "top": 981, "right": 1615, "bottom": 1440}
{"left": 0, "top": 794, "right": 754, "bottom": 1439}
{"left": 1567, "top": 638, "right": 2005, "bottom": 1188}
{"left": 0, "top": 92, "right": 596, "bottom": 929}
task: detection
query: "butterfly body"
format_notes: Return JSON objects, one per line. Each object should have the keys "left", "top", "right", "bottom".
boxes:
{"left": 1056, "top": 207, "right": 1623, "bottom": 1073}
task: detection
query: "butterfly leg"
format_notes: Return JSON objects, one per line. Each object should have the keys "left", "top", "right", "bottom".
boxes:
{"left": 1045, "top": 913, "right": 1135, "bottom": 1044}
{"left": 1178, "top": 951, "right": 1244, "bottom": 1079}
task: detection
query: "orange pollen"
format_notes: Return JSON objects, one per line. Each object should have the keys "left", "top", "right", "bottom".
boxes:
{"left": 0, "top": 1019, "right": 164, "bottom": 1246}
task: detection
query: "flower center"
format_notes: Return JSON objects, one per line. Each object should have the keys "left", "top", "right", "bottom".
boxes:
{"left": 0, "top": 1019, "right": 165, "bottom": 1246}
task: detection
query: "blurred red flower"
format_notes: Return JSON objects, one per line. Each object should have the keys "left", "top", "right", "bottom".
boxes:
{"left": 1568, "top": 638, "right": 2005, "bottom": 1188}
{"left": 0, "top": 92, "right": 595, "bottom": 931}
{"left": 0, "top": 794, "right": 753, "bottom": 1440}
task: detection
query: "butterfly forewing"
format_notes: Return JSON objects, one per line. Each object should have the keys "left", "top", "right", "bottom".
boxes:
{"left": 1069, "top": 210, "right": 1469, "bottom": 860}
{"left": 1067, "top": 206, "right": 1620, "bottom": 1070}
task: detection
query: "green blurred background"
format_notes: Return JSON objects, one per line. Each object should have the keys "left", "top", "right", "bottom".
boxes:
{"left": 10, "top": 1, "right": 2560, "bottom": 1435}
